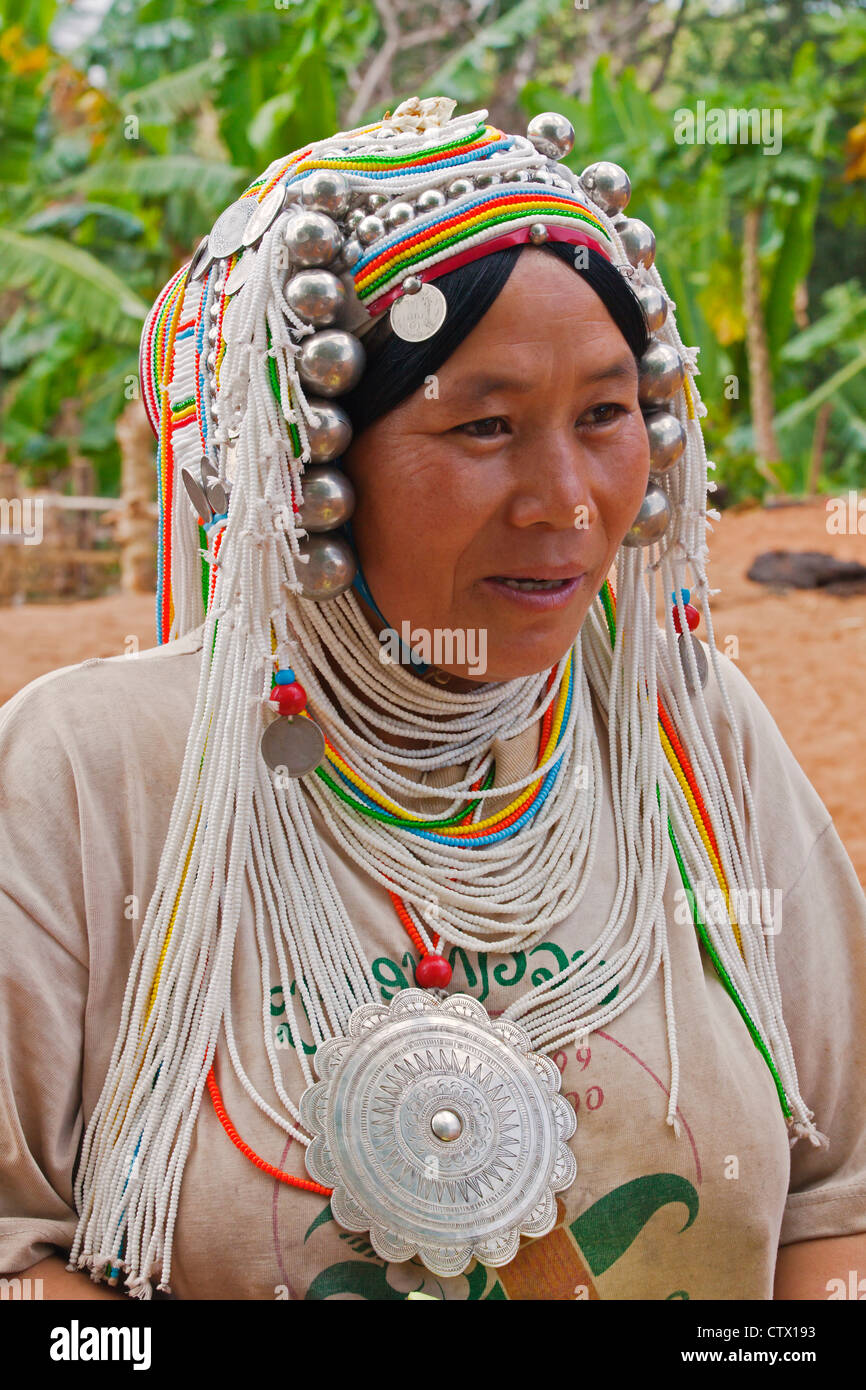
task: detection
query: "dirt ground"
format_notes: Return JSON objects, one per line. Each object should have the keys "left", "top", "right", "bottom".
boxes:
{"left": 1, "top": 498, "right": 863, "bottom": 882}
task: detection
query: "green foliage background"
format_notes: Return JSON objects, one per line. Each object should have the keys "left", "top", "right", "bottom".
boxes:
{"left": 1, "top": 0, "right": 865, "bottom": 501}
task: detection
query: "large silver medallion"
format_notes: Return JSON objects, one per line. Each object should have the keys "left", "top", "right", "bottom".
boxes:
{"left": 300, "top": 989, "right": 577, "bottom": 1276}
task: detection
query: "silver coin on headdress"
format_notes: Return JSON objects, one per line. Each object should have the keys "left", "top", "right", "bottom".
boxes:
{"left": 242, "top": 183, "right": 289, "bottom": 246}
{"left": 390, "top": 282, "right": 448, "bottom": 341}
{"left": 188, "top": 235, "right": 212, "bottom": 282}
{"left": 208, "top": 197, "right": 257, "bottom": 260}
{"left": 205, "top": 476, "right": 229, "bottom": 515}
{"left": 180, "top": 468, "right": 213, "bottom": 523}
{"left": 224, "top": 248, "right": 257, "bottom": 296}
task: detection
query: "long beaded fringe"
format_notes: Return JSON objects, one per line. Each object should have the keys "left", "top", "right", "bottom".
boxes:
{"left": 70, "top": 114, "right": 826, "bottom": 1299}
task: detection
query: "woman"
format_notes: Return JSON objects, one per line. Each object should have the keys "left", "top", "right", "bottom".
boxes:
{"left": 2, "top": 96, "right": 866, "bottom": 1302}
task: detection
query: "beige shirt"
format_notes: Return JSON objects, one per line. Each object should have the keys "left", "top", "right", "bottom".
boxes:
{"left": 1, "top": 624, "right": 866, "bottom": 1301}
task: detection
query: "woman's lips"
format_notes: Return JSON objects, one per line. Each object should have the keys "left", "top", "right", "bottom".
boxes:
{"left": 481, "top": 574, "right": 586, "bottom": 610}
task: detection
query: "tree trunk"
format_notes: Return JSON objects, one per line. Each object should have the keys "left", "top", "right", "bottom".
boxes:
{"left": 806, "top": 401, "right": 832, "bottom": 496}
{"left": 742, "top": 204, "right": 783, "bottom": 490}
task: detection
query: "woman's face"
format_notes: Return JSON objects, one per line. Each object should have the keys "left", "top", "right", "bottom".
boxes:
{"left": 341, "top": 249, "right": 650, "bottom": 685}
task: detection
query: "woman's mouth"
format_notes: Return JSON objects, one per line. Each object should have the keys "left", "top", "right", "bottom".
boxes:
{"left": 482, "top": 574, "right": 585, "bottom": 608}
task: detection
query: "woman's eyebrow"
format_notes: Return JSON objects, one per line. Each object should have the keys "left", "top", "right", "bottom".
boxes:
{"left": 449, "top": 356, "right": 637, "bottom": 400}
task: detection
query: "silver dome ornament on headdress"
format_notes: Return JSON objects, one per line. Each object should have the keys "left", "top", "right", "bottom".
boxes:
{"left": 297, "top": 532, "right": 357, "bottom": 600}
{"left": 283, "top": 210, "right": 343, "bottom": 267}
{"left": 300, "top": 989, "right": 577, "bottom": 1278}
{"left": 303, "top": 398, "right": 353, "bottom": 461}
{"left": 638, "top": 341, "right": 685, "bottom": 405}
{"left": 356, "top": 214, "right": 386, "bottom": 247}
{"left": 645, "top": 411, "right": 687, "bottom": 473}
{"left": 300, "top": 169, "right": 351, "bottom": 220}
{"left": 617, "top": 217, "right": 656, "bottom": 270}
{"left": 447, "top": 177, "right": 474, "bottom": 199}
{"left": 621, "top": 482, "right": 671, "bottom": 548}
{"left": 527, "top": 111, "right": 575, "bottom": 160}
{"left": 297, "top": 330, "right": 365, "bottom": 396}
{"left": 634, "top": 282, "right": 668, "bottom": 334}
{"left": 386, "top": 200, "right": 415, "bottom": 230}
{"left": 341, "top": 237, "right": 363, "bottom": 268}
{"left": 297, "top": 466, "right": 355, "bottom": 533}
{"left": 285, "top": 269, "right": 347, "bottom": 327}
{"left": 578, "top": 161, "right": 631, "bottom": 216}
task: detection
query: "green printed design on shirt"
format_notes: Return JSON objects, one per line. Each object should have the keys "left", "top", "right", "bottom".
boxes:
{"left": 271, "top": 944, "right": 618, "bottom": 1055}
{"left": 570, "top": 1173, "right": 699, "bottom": 1277}
{"left": 371, "top": 945, "right": 619, "bottom": 1006}
{"left": 302, "top": 1175, "right": 699, "bottom": 1300}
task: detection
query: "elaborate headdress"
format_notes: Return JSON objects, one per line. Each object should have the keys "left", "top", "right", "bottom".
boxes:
{"left": 70, "top": 97, "right": 824, "bottom": 1297}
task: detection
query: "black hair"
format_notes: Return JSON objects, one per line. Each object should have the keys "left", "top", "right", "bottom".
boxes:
{"left": 339, "top": 242, "right": 649, "bottom": 438}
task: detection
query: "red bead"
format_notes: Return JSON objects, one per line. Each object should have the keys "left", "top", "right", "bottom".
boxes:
{"left": 415, "top": 954, "right": 452, "bottom": 989}
{"left": 672, "top": 602, "right": 700, "bottom": 634}
{"left": 270, "top": 680, "right": 307, "bottom": 714}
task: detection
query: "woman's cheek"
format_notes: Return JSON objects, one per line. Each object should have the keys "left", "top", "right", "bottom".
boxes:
{"left": 595, "top": 424, "right": 650, "bottom": 520}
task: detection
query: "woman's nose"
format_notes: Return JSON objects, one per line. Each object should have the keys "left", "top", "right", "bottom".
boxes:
{"left": 506, "top": 432, "right": 597, "bottom": 531}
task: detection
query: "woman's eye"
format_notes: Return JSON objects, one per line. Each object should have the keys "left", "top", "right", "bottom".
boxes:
{"left": 458, "top": 416, "right": 507, "bottom": 438}
{"left": 582, "top": 403, "right": 626, "bottom": 425}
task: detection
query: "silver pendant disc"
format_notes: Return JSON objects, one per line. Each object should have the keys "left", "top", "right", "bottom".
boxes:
{"left": 225, "top": 249, "right": 256, "bottom": 296}
{"left": 180, "top": 468, "right": 213, "bottom": 523}
{"left": 260, "top": 714, "right": 326, "bottom": 777}
{"left": 300, "top": 990, "right": 577, "bottom": 1277}
{"left": 205, "top": 477, "right": 229, "bottom": 515}
{"left": 242, "top": 184, "right": 287, "bottom": 246}
{"left": 389, "top": 282, "right": 447, "bottom": 341}
{"left": 678, "top": 631, "right": 709, "bottom": 693}
{"left": 208, "top": 198, "right": 256, "bottom": 261}
{"left": 188, "top": 235, "right": 212, "bottom": 282}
